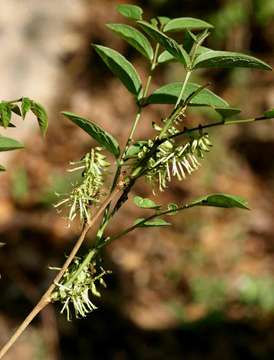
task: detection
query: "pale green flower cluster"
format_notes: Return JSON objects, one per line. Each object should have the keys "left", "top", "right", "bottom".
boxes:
{"left": 138, "top": 131, "right": 212, "bottom": 192}
{"left": 51, "top": 256, "right": 110, "bottom": 320}
{"left": 54, "top": 147, "right": 109, "bottom": 222}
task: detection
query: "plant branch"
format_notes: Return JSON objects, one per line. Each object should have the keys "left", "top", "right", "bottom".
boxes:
{"left": 175, "top": 70, "right": 192, "bottom": 108}
{"left": 159, "top": 71, "right": 192, "bottom": 139}
{"left": 0, "top": 187, "right": 122, "bottom": 360}
{"left": 92, "top": 43, "right": 162, "bottom": 249}
{"left": 100, "top": 202, "right": 196, "bottom": 248}
{"left": 122, "top": 42, "right": 160, "bottom": 158}
{"left": 166, "top": 115, "right": 274, "bottom": 143}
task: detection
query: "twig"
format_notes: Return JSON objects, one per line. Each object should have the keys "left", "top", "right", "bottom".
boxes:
{"left": 0, "top": 187, "right": 121, "bottom": 359}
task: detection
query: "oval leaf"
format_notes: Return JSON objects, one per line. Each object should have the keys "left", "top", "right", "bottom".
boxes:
{"left": 0, "top": 165, "right": 6, "bottom": 171}
{"left": 31, "top": 101, "right": 48, "bottom": 136}
{"left": 158, "top": 50, "right": 175, "bottom": 64}
{"left": 124, "top": 141, "right": 147, "bottom": 159}
{"left": 0, "top": 102, "right": 12, "bottom": 128}
{"left": 134, "top": 217, "right": 171, "bottom": 227}
{"left": 21, "top": 97, "right": 32, "bottom": 119}
{"left": 137, "top": 20, "right": 190, "bottom": 67}
{"left": 107, "top": 23, "right": 153, "bottom": 61}
{"left": 189, "top": 193, "right": 249, "bottom": 209}
{"left": 0, "top": 136, "right": 24, "bottom": 152}
{"left": 166, "top": 203, "right": 179, "bottom": 215}
{"left": 62, "top": 111, "right": 120, "bottom": 158}
{"left": 93, "top": 44, "right": 142, "bottom": 97}
{"left": 133, "top": 196, "right": 159, "bottom": 209}
{"left": 193, "top": 50, "right": 272, "bottom": 71}
{"left": 157, "top": 16, "right": 171, "bottom": 27}
{"left": 164, "top": 17, "right": 213, "bottom": 33}
{"left": 146, "top": 82, "right": 229, "bottom": 108}
{"left": 215, "top": 107, "right": 241, "bottom": 120}
{"left": 116, "top": 4, "right": 143, "bottom": 21}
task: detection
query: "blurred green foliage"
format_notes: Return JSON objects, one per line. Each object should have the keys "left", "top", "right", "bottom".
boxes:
{"left": 11, "top": 167, "right": 29, "bottom": 203}
{"left": 238, "top": 275, "right": 274, "bottom": 311}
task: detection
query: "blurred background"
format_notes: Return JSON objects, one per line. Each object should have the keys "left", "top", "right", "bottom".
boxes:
{"left": 0, "top": 0, "right": 274, "bottom": 359}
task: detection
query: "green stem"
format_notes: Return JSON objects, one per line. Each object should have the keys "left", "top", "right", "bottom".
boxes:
{"left": 126, "top": 109, "right": 142, "bottom": 147}
{"left": 101, "top": 202, "right": 195, "bottom": 248}
{"left": 159, "top": 70, "right": 192, "bottom": 139}
{"left": 166, "top": 115, "right": 272, "bottom": 143}
{"left": 93, "top": 43, "right": 162, "bottom": 248}
{"left": 92, "top": 114, "right": 274, "bottom": 250}
{"left": 122, "top": 43, "right": 160, "bottom": 159}
{"left": 175, "top": 70, "right": 192, "bottom": 108}
{"left": 61, "top": 249, "right": 96, "bottom": 288}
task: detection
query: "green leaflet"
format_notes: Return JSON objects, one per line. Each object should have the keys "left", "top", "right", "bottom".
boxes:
{"left": 0, "top": 102, "right": 12, "bottom": 128}
{"left": 157, "top": 48, "right": 210, "bottom": 65}
{"left": 116, "top": 4, "right": 143, "bottom": 20}
{"left": 0, "top": 135, "right": 24, "bottom": 152}
{"left": 215, "top": 107, "right": 241, "bottom": 120}
{"left": 93, "top": 44, "right": 142, "bottom": 97}
{"left": 166, "top": 203, "right": 179, "bottom": 215}
{"left": 21, "top": 97, "right": 32, "bottom": 119}
{"left": 134, "top": 218, "right": 171, "bottom": 227}
{"left": 158, "top": 50, "right": 175, "bottom": 64}
{"left": 146, "top": 82, "right": 229, "bottom": 108}
{"left": 193, "top": 50, "right": 272, "bottom": 71}
{"left": 133, "top": 196, "right": 160, "bottom": 209}
{"left": 107, "top": 23, "right": 153, "bottom": 61}
{"left": 182, "top": 30, "right": 210, "bottom": 55}
{"left": 124, "top": 141, "right": 147, "bottom": 159}
{"left": 0, "top": 165, "right": 6, "bottom": 171}
{"left": 157, "top": 16, "right": 171, "bottom": 27}
{"left": 31, "top": 101, "right": 48, "bottom": 136}
{"left": 137, "top": 20, "right": 190, "bottom": 68}
{"left": 62, "top": 111, "right": 120, "bottom": 158}
{"left": 164, "top": 17, "right": 213, "bottom": 32}
{"left": 157, "top": 47, "right": 209, "bottom": 65}
{"left": 189, "top": 193, "right": 249, "bottom": 210}
{"left": 263, "top": 109, "right": 274, "bottom": 118}
{"left": 0, "top": 98, "right": 48, "bottom": 135}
